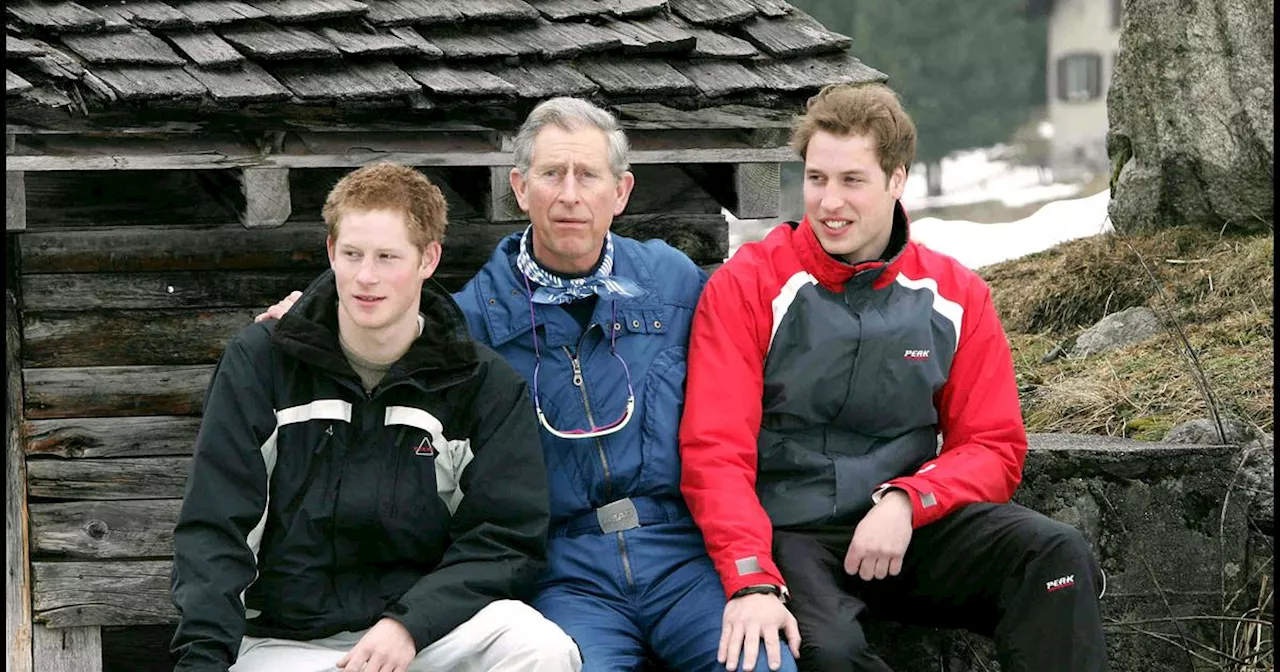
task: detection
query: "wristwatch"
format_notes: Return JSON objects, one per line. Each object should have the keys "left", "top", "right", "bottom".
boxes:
{"left": 731, "top": 584, "right": 787, "bottom": 603}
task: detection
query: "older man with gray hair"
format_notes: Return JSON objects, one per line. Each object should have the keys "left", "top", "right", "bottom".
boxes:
{"left": 259, "top": 98, "right": 798, "bottom": 671}
{"left": 454, "top": 98, "right": 798, "bottom": 672}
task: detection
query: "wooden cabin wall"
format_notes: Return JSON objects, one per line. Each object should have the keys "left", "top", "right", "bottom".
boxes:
{"left": 13, "top": 163, "right": 731, "bottom": 668}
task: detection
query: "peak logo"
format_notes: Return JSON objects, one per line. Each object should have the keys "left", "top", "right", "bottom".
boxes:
{"left": 1045, "top": 575, "right": 1075, "bottom": 592}
{"left": 903, "top": 349, "right": 931, "bottom": 360}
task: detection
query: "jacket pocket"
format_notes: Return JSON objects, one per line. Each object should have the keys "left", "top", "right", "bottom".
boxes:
{"left": 639, "top": 345, "right": 687, "bottom": 493}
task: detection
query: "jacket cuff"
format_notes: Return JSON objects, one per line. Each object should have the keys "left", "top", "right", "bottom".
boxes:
{"left": 882, "top": 478, "right": 944, "bottom": 528}
{"left": 720, "top": 558, "right": 787, "bottom": 600}
{"left": 382, "top": 602, "right": 436, "bottom": 652}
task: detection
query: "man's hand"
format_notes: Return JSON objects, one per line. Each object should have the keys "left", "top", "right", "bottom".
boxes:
{"left": 844, "top": 489, "right": 914, "bottom": 580}
{"left": 253, "top": 290, "right": 302, "bottom": 323}
{"left": 336, "top": 618, "right": 416, "bottom": 672}
{"left": 719, "top": 592, "right": 801, "bottom": 671}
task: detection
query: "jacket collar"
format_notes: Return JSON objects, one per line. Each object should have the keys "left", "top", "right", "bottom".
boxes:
{"left": 793, "top": 201, "right": 912, "bottom": 292}
{"left": 475, "top": 231, "right": 663, "bottom": 348}
{"left": 272, "top": 268, "right": 479, "bottom": 391}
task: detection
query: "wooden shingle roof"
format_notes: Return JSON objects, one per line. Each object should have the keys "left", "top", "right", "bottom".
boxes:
{"left": 5, "top": 0, "right": 885, "bottom": 126}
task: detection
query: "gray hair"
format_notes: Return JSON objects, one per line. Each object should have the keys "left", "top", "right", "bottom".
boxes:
{"left": 511, "top": 97, "right": 631, "bottom": 179}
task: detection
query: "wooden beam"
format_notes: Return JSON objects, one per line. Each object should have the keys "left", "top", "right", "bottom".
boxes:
{"left": 23, "top": 365, "right": 212, "bottom": 420}
{"left": 732, "top": 162, "right": 781, "bottom": 219}
{"left": 26, "top": 416, "right": 200, "bottom": 459}
{"left": 31, "top": 500, "right": 180, "bottom": 559}
{"left": 28, "top": 458, "right": 191, "bottom": 500}
{"left": 487, "top": 166, "right": 523, "bottom": 222}
{"left": 6, "top": 146, "right": 797, "bottom": 172}
{"left": 32, "top": 625, "right": 101, "bottom": 672}
{"left": 240, "top": 167, "right": 291, "bottom": 229}
{"left": 23, "top": 309, "right": 261, "bottom": 368}
{"left": 7, "top": 171, "right": 26, "bottom": 231}
{"left": 25, "top": 455, "right": 192, "bottom": 496}
{"left": 21, "top": 270, "right": 323, "bottom": 312}
{"left": 6, "top": 291, "right": 33, "bottom": 672}
{"left": 33, "top": 561, "right": 175, "bottom": 628}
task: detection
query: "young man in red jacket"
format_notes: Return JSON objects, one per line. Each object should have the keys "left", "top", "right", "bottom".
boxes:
{"left": 678, "top": 83, "right": 1108, "bottom": 671}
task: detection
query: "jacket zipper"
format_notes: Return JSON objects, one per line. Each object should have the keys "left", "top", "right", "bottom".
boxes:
{"left": 562, "top": 329, "right": 634, "bottom": 589}
{"left": 562, "top": 343, "right": 613, "bottom": 502}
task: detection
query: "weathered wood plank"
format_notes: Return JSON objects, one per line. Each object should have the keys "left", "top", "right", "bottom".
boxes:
{"left": 7, "top": 171, "right": 26, "bottom": 231}
{"left": 7, "top": 291, "right": 33, "bottom": 672}
{"left": 60, "top": 29, "right": 186, "bottom": 65}
{"left": 240, "top": 167, "right": 291, "bottom": 228}
{"left": 22, "top": 308, "right": 259, "bottom": 368}
{"left": 28, "top": 458, "right": 191, "bottom": 501}
{"left": 31, "top": 624, "right": 100, "bottom": 672}
{"left": 21, "top": 270, "right": 323, "bottom": 312}
{"left": 268, "top": 60, "right": 420, "bottom": 100}
{"left": 607, "top": 15, "right": 696, "bottom": 53}
{"left": 21, "top": 170, "right": 239, "bottom": 229}
{"left": 7, "top": 144, "right": 795, "bottom": 171}
{"left": 31, "top": 500, "right": 181, "bottom": 559}
{"left": 91, "top": 0, "right": 192, "bottom": 30}
{"left": 575, "top": 58, "right": 697, "bottom": 96}
{"left": 501, "top": 19, "right": 622, "bottom": 59}
{"left": 318, "top": 21, "right": 418, "bottom": 57}
{"left": 528, "top": 0, "right": 612, "bottom": 20}
{"left": 8, "top": 71, "right": 34, "bottom": 95}
{"left": 738, "top": 9, "right": 851, "bottom": 59}
{"left": 455, "top": 0, "right": 540, "bottom": 21}
{"left": 675, "top": 59, "right": 766, "bottom": 97}
{"left": 184, "top": 61, "right": 291, "bottom": 103}
{"left": 23, "top": 366, "right": 212, "bottom": 419}
{"left": 219, "top": 21, "right": 341, "bottom": 60}
{"left": 403, "top": 64, "right": 518, "bottom": 97}
{"left": 89, "top": 65, "right": 208, "bottom": 102}
{"left": 20, "top": 212, "right": 727, "bottom": 274}
{"left": 174, "top": 0, "right": 268, "bottom": 26}
{"left": 685, "top": 24, "right": 759, "bottom": 58}
{"left": 364, "top": 0, "right": 464, "bottom": 26}
{"left": 32, "top": 561, "right": 176, "bottom": 628}
{"left": 164, "top": 31, "right": 246, "bottom": 68}
{"left": 26, "top": 416, "right": 201, "bottom": 459}
{"left": 485, "top": 62, "right": 598, "bottom": 98}
{"left": 669, "top": 0, "right": 755, "bottom": 25}
{"left": 246, "top": 0, "right": 371, "bottom": 23}
{"left": 7, "top": 1, "right": 106, "bottom": 33}
{"left": 751, "top": 52, "right": 887, "bottom": 93}
{"left": 732, "top": 162, "right": 780, "bottom": 219}
{"left": 608, "top": 0, "right": 667, "bottom": 17}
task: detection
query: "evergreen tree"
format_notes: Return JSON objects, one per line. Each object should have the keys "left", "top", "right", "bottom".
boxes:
{"left": 789, "top": 0, "right": 1047, "bottom": 196}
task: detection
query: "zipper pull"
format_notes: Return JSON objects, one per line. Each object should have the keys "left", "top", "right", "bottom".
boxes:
{"left": 569, "top": 356, "right": 584, "bottom": 387}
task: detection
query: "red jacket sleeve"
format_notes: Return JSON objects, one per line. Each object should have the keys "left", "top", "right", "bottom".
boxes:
{"left": 884, "top": 282, "right": 1028, "bottom": 528}
{"left": 679, "top": 267, "right": 787, "bottom": 598}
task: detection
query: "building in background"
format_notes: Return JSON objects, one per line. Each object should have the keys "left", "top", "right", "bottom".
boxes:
{"left": 1034, "top": 0, "right": 1123, "bottom": 180}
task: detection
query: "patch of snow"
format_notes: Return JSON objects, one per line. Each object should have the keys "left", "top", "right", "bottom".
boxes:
{"left": 910, "top": 190, "right": 1113, "bottom": 269}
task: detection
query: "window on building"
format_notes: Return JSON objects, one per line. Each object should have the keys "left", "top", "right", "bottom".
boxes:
{"left": 1111, "top": 0, "right": 1122, "bottom": 29}
{"left": 1056, "top": 53, "right": 1103, "bottom": 103}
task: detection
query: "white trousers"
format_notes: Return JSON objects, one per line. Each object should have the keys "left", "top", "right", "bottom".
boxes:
{"left": 231, "top": 600, "right": 581, "bottom": 672}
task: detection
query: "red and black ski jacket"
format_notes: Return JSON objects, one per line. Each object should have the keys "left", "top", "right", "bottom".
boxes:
{"left": 679, "top": 204, "right": 1028, "bottom": 598}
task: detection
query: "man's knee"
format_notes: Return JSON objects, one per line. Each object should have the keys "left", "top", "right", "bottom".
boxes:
{"left": 475, "top": 600, "right": 582, "bottom": 670}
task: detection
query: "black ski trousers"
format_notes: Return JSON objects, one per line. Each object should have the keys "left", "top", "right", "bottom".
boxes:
{"left": 773, "top": 502, "right": 1108, "bottom": 672}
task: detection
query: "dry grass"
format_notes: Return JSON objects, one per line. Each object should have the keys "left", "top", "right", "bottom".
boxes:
{"left": 983, "top": 225, "right": 1273, "bottom": 440}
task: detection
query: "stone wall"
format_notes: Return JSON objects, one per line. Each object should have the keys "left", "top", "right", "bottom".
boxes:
{"left": 864, "top": 434, "right": 1271, "bottom": 671}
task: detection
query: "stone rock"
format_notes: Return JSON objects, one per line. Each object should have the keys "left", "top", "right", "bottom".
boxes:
{"left": 1163, "top": 416, "right": 1262, "bottom": 445}
{"left": 1070, "top": 306, "right": 1162, "bottom": 357}
{"left": 858, "top": 434, "right": 1262, "bottom": 671}
{"left": 1106, "top": 0, "right": 1273, "bottom": 235}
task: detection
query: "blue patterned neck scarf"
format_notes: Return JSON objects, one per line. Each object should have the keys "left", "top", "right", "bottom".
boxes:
{"left": 515, "top": 226, "right": 646, "bottom": 305}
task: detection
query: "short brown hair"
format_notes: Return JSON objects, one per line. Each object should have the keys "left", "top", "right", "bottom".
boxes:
{"left": 790, "top": 83, "right": 918, "bottom": 180}
{"left": 322, "top": 162, "right": 447, "bottom": 250}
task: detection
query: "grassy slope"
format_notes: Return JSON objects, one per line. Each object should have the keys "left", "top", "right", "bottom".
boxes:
{"left": 981, "top": 225, "right": 1273, "bottom": 440}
